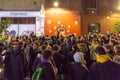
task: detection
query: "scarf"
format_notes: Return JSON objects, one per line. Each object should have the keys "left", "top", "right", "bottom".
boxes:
{"left": 97, "top": 54, "right": 112, "bottom": 63}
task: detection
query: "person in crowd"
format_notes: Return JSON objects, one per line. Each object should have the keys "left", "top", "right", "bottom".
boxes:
{"left": 66, "top": 38, "right": 72, "bottom": 51}
{"left": 40, "top": 44, "right": 47, "bottom": 54}
{"left": 52, "top": 44, "right": 63, "bottom": 80}
{"left": 32, "top": 50, "right": 42, "bottom": 72}
{"left": 70, "top": 52, "right": 88, "bottom": 80}
{"left": 58, "top": 41, "right": 69, "bottom": 79}
{"left": 113, "top": 45, "right": 120, "bottom": 64}
{"left": 74, "top": 44, "right": 86, "bottom": 66}
{"left": 65, "top": 44, "right": 76, "bottom": 68}
{"left": 9, "top": 40, "right": 25, "bottom": 80}
{"left": 89, "top": 38, "right": 98, "bottom": 61}
{"left": 109, "top": 39, "right": 118, "bottom": 48}
{"left": 2, "top": 44, "right": 11, "bottom": 80}
{"left": 30, "top": 42, "right": 40, "bottom": 78}
{"left": 78, "top": 43, "right": 91, "bottom": 69}
{"left": 38, "top": 50, "right": 57, "bottom": 80}
{"left": 87, "top": 46, "right": 120, "bottom": 80}
{"left": 103, "top": 44, "right": 114, "bottom": 59}
{"left": 2, "top": 31, "right": 120, "bottom": 80}
{"left": 24, "top": 39, "right": 33, "bottom": 77}
{"left": 32, "top": 44, "right": 46, "bottom": 71}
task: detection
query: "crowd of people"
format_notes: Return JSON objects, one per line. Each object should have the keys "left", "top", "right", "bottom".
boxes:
{"left": 0, "top": 32, "right": 120, "bottom": 80}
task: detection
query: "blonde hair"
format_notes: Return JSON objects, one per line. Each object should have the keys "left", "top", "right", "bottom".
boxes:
{"left": 46, "top": 45, "right": 52, "bottom": 50}
{"left": 77, "top": 43, "right": 87, "bottom": 53}
{"left": 114, "top": 45, "right": 120, "bottom": 55}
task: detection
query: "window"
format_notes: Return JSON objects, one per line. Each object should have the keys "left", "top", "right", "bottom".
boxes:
{"left": 1, "top": 17, "right": 36, "bottom": 24}
{"left": 28, "top": 18, "right": 35, "bottom": 24}
{"left": 19, "top": 18, "right": 28, "bottom": 24}
{"left": 14, "top": 18, "right": 19, "bottom": 24}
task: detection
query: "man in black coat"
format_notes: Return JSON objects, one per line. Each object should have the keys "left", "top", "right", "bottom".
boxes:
{"left": 9, "top": 41, "right": 25, "bottom": 80}
{"left": 87, "top": 46, "right": 120, "bottom": 80}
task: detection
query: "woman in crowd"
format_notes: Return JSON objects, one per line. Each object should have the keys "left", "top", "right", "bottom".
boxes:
{"left": 113, "top": 45, "right": 120, "bottom": 64}
{"left": 70, "top": 50, "right": 88, "bottom": 80}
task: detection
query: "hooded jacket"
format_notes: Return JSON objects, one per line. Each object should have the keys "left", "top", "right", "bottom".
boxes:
{"left": 87, "top": 55, "right": 120, "bottom": 80}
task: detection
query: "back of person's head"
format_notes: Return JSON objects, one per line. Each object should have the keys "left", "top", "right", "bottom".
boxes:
{"left": 113, "top": 45, "right": 120, "bottom": 55}
{"left": 95, "top": 46, "right": 106, "bottom": 55}
{"left": 33, "top": 42, "right": 39, "bottom": 49}
{"left": 43, "top": 41, "right": 48, "bottom": 46}
{"left": 41, "top": 45, "right": 46, "bottom": 51}
{"left": 34, "top": 42, "right": 39, "bottom": 46}
{"left": 43, "top": 50, "right": 52, "bottom": 60}
{"left": 60, "top": 42, "right": 67, "bottom": 47}
{"left": 46, "top": 45, "right": 52, "bottom": 50}
{"left": 104, "top": 44, "right": 111, "bottom": 50}
{"left": 78, "top": 43, "right": 88, "bottom": 53}
{"left": 72, "top": 44, "right": 79, "bottom": 52}
{"left": 18, "top": 41, "right": 23, "bottom": 49}
{"left": 26, "top": 39, "right": 32, "bottom": 44}
{"left": 73, "top": 52, "right": 81, "bottom": 63}
{"left": 52, "top": 44, "right": 60, "bottom": 51}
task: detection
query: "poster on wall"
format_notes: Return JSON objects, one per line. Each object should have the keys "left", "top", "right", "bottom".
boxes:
{"left": 7, "top": 24, "right": 35, "bottom": 36}
{"left": 7, "top": 24, "right": 19, "bottom": 36}
{"left": 19, "top": 24, "right": 35, "bottom": 36}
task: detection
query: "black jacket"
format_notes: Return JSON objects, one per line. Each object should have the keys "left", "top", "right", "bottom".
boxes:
{"left": 4, "top": 51, "right": 11, "bottom": 79}
{"left": 10, "top": 48, "right": 25, "bottom": 80}
{"left": 70, "top": 62, "right": 88, "bottom": 80}
{"left": 39, "top": 60, "right": 56, "bottom": 80}
{"left": 53, "top": 51, "right": 63, "bottom": 74}
{"left": 32, "top": 57, "right": 41, "bottom": 72}
{"left": 87, "top": 60, "right": 120, "bottom": 80}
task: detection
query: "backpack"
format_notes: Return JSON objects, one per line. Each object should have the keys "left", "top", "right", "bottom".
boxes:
{"left": 32, "top": 67, "right": 43, "bottom": 80}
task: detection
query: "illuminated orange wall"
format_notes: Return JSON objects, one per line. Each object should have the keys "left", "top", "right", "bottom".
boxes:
{"left": 44, "top": 8, "right": 81, "bottom": 36}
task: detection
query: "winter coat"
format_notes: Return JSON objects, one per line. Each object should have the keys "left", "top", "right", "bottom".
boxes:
{"left": 87, "top": 60, "right": 120, "bottom": 80}
{"left": 3, "top": 51, "right": 11, "bottom": 79}
{"left": 10, "top": 48, "right": 25, "bottom": 80}
{"left": 38, "top": 58, "right": 56, "bottom": 80}
{"left": 32, "top": 57, "right": 41, "bottom": 72}
{"left": 53, "top": 51, "right": 63, "bottom": 74}
{"left": 70, "top": 62, "right": 88, "bottom": 80}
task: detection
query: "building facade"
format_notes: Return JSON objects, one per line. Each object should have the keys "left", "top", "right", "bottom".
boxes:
{"left": 0, "top": 5, "right": 44, "bottom": 36}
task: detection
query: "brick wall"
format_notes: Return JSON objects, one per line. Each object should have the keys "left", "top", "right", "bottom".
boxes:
{"left": 0, "top": 0, "right": 43, "bottom": 10}
{"left": 81, "top": 14, "right": 120, "bottom": 35}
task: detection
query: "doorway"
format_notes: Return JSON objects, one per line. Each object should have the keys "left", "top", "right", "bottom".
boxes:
{"left": 88, "top": 23, "right": 100, "bottom": 33}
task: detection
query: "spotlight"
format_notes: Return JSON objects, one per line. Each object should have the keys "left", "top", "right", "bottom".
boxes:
{"left": 91, "top": 10, "right": 95, "bottom": 13}
{"left": 107, "top": 16, "right": 110, "bottom": 19}
{"left": 54, "top": 2, "right": 59, "bottom": 7}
